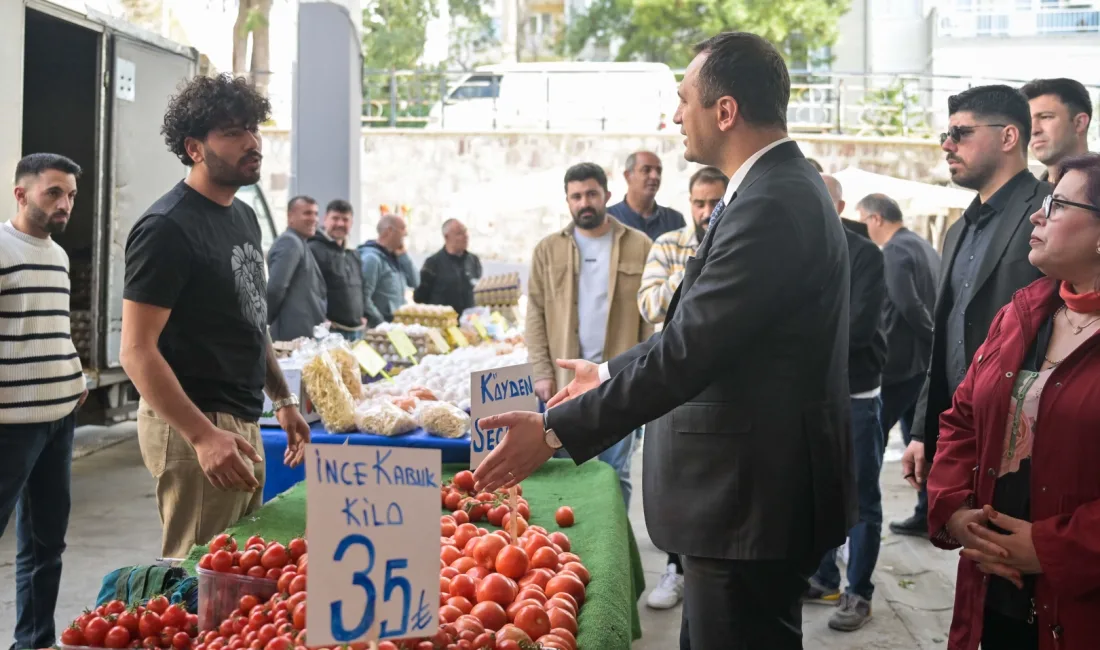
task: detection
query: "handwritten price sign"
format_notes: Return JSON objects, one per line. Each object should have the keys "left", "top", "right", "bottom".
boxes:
{"left": 306, "top": 445, "right": 441, "bottom": 645}
{"left": 469, "top": 363, "right": 538, "bottom": 469}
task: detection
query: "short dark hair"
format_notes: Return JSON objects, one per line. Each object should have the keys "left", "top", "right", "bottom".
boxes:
{"left": 563, "top": 162, "right": 608, "bottom": 192}
{"left": 694, "top": 32, "right": 790, "bottom": 128}
{"left": 325, "top": 199, "right": 354, "bottom": 215}
{"left": 161, "top": 74, "right": 271, "bottom": 166}
{"left": 287, "top": 195, "right": 316, "bottom": 212}
{"left": 14, "top": 153, "right": 82, "bottom": 183}
{"left": 1057, "top": 153, "right": 1100, "bottom": 212}
{"left": 856, "top": 193, "right": 904, "bottom": 224}
{"left": 947, "top": 84, "right": 1032, "bottom": 150}
{"left": 688, "top": 166, "right": 729, "bottom": 192}
{"left": 1020, "top": 77, "right": 1093, "bottom": 121}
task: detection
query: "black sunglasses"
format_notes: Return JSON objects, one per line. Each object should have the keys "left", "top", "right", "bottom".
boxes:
{"left": 1043, "top": 194, "right": 1100, "bottom": 218}
{"left": 939, "top": 124, "right": 1007, "bottom": 145}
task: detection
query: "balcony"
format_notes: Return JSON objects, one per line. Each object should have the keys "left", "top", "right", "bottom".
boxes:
{"left": 936, "top": 3, "right": 1100, "bottom": 37}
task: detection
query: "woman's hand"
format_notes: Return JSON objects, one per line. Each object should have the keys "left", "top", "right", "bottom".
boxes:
{"left": 959, "top": 506, "right": 1042, "bottom": 588}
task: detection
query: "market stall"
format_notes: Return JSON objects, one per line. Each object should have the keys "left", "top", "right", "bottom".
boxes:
{"left": 184, "top": 460, "right": 646, "bottom": 650}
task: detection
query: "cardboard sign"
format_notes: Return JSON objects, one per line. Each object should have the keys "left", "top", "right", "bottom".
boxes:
{"left": 469, "top": 363, "right": 538, "bottom": 469}
{"left": 387, "top": 330, "right": 419, "bottom": 361}
{"left": 352, "top": 341, "right": 388, "bottom": 378}
{"left": 448, "top": 327, "right": 469, "bottom": 348}
{"left": 472, "top": 321, "right": 489, "bottom": 341}
{"left": 426, "top": 329, "right": 450, "bottom": 354}
{"left": 306, "top": 444, "right": 441, "bottom": 646}
{"left": 490, "top": 311, "right": 508, "bottom": 329}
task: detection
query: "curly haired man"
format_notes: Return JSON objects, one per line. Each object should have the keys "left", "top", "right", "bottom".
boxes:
{"left": 120, "top": 74, "right": 311, "bottom": 558}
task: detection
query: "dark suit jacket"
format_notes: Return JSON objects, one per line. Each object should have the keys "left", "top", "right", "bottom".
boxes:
{"left": 546, "top": 141, "right": 856, "bottom": 563}
{"left": 843, "top": 221, "right": 887, "bottom": 394}
{"left": 912, "top": 171, "right": 1049, "bottom": 460}
{"left": 881, "top": 228, "right": 940, "bottom": 386}
{"left": 266, "top": 230, "right": 326, "bottom": 341}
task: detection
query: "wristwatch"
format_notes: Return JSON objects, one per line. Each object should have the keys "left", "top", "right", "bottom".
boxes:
{"left": 271, "top": 394, "right": 300, "bottom": 412}
{"left": 542, "top": 411, "right": 562, "bottom": 449}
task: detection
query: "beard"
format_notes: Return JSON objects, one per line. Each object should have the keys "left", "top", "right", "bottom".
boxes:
{"left": 27, "top": 200, "right": 68, "bottom": 235}
{"left": 571, "top": 207, "right": 606, "bottom": 231}
{"left": 204, "top": 145, "right": 262, "bottom": 187}
{"left": 948, "top": 154, "right": 998, "bottom": 191}
{"left": 695, "top": 221, "right": 707, "bottom": 243}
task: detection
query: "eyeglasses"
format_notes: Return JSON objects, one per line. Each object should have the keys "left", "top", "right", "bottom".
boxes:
{"left": 939, "top": 124, "right": 1007, "bottom": 145}
{"left": 1043, "top": 194, "right": 1100, "bottom": 219}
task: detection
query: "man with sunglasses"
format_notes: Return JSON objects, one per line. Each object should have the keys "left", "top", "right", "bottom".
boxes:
{"left": 895, "top": 85, "right": 1050, "bottom": 538}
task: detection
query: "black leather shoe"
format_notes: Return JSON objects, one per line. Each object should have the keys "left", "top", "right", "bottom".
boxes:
{"left": 889, "top": 513, "right": 929, "bottom": 538}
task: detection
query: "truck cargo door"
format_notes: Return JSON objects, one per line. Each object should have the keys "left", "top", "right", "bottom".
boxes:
{"left": 104, "top": 33, "right": 196, "bottom": 366}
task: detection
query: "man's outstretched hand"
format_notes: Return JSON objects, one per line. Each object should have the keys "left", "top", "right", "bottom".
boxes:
{"left": 545, "top": 359, "right": 601, "bottom": 408}
{"left": 473, "top": 411, "right": 554, "bottom": 492}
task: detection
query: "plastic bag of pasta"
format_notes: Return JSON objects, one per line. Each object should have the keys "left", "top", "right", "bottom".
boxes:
{"left": 301, "top": 350, "right": 358, "bottom": 432}
{"left": 416, "top": 400, "right": 470, "bottom": 439}
{"left": 354, "top": 399, "right": 418, "bottom": 437}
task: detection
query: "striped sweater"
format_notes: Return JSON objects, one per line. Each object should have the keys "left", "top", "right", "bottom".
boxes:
{"left": 637, "top": 224, "right": 700, "bottom": 326}
{"left": 0, "top": 221, "right": 85, "bottom": 424}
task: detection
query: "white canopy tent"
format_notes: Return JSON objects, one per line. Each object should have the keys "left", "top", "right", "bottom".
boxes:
{"left": 831, "top": 166, "right": 975, "bottom": 220}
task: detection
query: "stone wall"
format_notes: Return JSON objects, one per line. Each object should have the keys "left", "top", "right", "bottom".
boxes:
{"left": 258, "top": 129, "right": 949, "bottom": 263}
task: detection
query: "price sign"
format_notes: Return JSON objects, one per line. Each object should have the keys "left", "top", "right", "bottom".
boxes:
{"left": 447, "top": 327, "right": 469, "bottom": 347}
{"left": 469, "top": 363, "right": 538, "bottom": 469}
{"left": 386, "top": 330, "right": 419, "bottom": 362}
{"left": 306, "top": 444, "right": 441, "bottom": 646}
{"left": 426, "top": 329, "right": 450, "bottom": 354}
{"left": 472, "top": 321, "right": 489, "bottom": 341}
{"left": 491, "top": 311, "right": 508, "bottom": 328}
{"left": 352, "top": 341, "right": 389, "bottom": 379}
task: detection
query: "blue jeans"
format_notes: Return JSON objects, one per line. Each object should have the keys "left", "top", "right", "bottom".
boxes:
{"left": 0, "top": 412, "right": 76, "bottom": 650}
{"left": 883, "top": 376, "right": 927, "bottom": 520}
{"left": 553, "top": 430, "right": 637, "bottom": 510}
{"left": 813, "top": 396, "right": 884, "bottom": 601}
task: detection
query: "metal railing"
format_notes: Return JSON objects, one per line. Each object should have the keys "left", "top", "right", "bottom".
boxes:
{"left": 361, "top": 68, "right": 1100, "bottom": 138}
{"left": 936, "top": 4, "right": 1100, "bottom": 37}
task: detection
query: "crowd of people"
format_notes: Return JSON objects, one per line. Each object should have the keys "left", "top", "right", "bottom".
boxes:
{"left": 1, "top": 26, "right": 1099, "bottom": 650}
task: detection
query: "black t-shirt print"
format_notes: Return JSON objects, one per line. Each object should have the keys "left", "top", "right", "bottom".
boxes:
{"left": 124, "top": 181, "right": 268, "bottom": 421}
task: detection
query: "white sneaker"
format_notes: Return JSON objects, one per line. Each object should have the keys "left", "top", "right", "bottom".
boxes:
{"left": 646, "top": 564, "right": 685, "bottom": 609}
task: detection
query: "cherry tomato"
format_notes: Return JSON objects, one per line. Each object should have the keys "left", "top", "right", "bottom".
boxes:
{"left": 247, "top": 566, "right": 268, "bottom": 579}
{"left": 475, "top": 573, "right": 518, "bottom": 606}
{"left": 84, "top": 617, "right": 111, "bottom": 646}
{"left": 106, "top": 600, "right": 128, "bottom": 616}
{"left": 138, "top": 610, "right": 163, "bottom": 639}
{"left": 291, "top": 603, "right": 306, "bottom": 630}
{"left": 105, "top": 625, "right": 132, "bottom": 649}
{"left": 238, "top": 549, "right": 262, "bottom": 572}
{"left": 288, "top": 574, "right": 307, "bottom": 595}
{"left": 198, "top": 554, "right": 214, "bottom": 571}
{"left": 60, "top": 625, "right": 85, "bottom": 646}
{"left": 261, "top": 543, "right": 288, "bottom": 570}
{"left": 265, "top": 568, "right": 282, "bottom": 581}
{"left": 287, "top": 538, "right": 307, "bottom": 561}
{"left": 172, "top": 631, "right": 191, "bottom": 650}
{"left": 494, "top": 546, "right": 529, "bottom": 580}
{"left": 210, "top": 550, "right": 234, "bottom": 573}
{"left": 547, "top": 532, "right": 571, "bottom": 553}
{"left": 513, "top": 605, "right": 550, "bottom": 641}
{"left": 554, "top": 506, "right": 575, "bottom": 527}
{"left": 469, "top": 601, "right": 506, "bottom": 631}
{"left": 161, "top": 604, "right": 188, "bottom": 630}
{"left": 209, "top": 534, "right": 237, "bottom": 554}
{"left": 245, "top": 535, "right": 266, "bottom": 549}
{"left": 239, "top": 594, "right": 260, "bottom": 614}
{"left": 116, "top": 609, "right": 140, "bottom": 636}
{"left": 453, "top": 471, "right": 476, "bottom": 492}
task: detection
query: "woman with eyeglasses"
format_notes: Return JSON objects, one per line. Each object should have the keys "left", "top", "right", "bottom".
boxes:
{"left": 927, "top": 152, "right": 1100, "bottom": 650}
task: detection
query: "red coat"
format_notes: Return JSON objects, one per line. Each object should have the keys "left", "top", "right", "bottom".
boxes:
{"left": 928, "top": 278, "right": 1100, "bottom": 650}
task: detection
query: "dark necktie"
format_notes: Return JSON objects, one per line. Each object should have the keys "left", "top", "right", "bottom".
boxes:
{"left": 709, "top": 195, "right": 731, "bottom": 228}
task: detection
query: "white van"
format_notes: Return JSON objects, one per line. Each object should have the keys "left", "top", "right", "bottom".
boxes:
{"left": 426, "top": 62, "right": 680, "bottom": 133}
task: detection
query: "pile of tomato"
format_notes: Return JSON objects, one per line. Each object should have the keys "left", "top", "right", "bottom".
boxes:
{"left": 59, "top": 596, "right": 199, "bottom": 650}
{"left": 197, "top": 534, "right": 308, "bottom": 591}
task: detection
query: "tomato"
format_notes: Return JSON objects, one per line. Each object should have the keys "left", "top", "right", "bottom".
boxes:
{"left": 515, "top": 588, "right": 547, "bottom": 606}
{"left": 265, "top": 568, "right": 282, "bottom": 581}
{"left": 117, "top": 609, "right": 140, "bottom": 636}
{"left": 466, "top": 566, "right": 491, "bottom": 581}
{"left": 450, "top": 556, "right": 477, "bottom": 574}
{"left": 453, "top": 470, "right": 476, "bottom": 492}
{"left": 173, "top": 631, "right": 191, "bottom": 650}
{"left": 136, "top": 611, "right": 163, "bottom": 639}
{"left": 245, "top": 535, "right": 266, "bottom": 549}
{"left": 264, "top": 638, "right": 292, "bottom": 650}
{"left": 519, "top": 568, "right": 553, "bottom": 591}
{"left": 469, "top": 601, "right": 506, "bottom": 631}
{"left": 547, "top": 532, "right": 570, "bottom": 553}
{"left": 210, "top": 534, "right": 237, "bottom": 554}
{"left": 439, "top": 605, "right": 463, "bottom": 623}
{"left": 475, "top": 573, "right": 517, "bottom": 606}
{"left": 557, "top": 552, "right": 581, "bottom": 566}
{"left": 105, "top": 625, "right": 132, "bottom": 649}
{"left": 261, "top": 543, "right": 288, "bottom": 570}
{"left": 500, "top": 513, "right": 527, "bottom": 537}
{"left": 162, "top": 604, "right": 188, "bottom": 630}
{"left": 453, "top": 524, "right": 479, "bottom": 550}
{"left": 496, "top": 641, "right": 520, "bottom": 650}
{"left": 473, "top": 534, "right": 506, "bottom": 571}
{"left": 494, "top": 546, "right": 529, "bottom": 580}
{"left": 239, "top": 595, "right": 260, "bottom": 615}
{"left": 452, "top": 509, "right": 470, "bottom": 525}
{"left": 61, "top": 625, "right": 85, "bottom": 646}
{"left": 84, "top": 616, "right": 111, "bottom": 646}
{"left": 546, "top": 596, "right": 577, "bottom": 618}
{"left": 237, "top": 549, "right": 262, "bottom": 572}
{"left": 210, "top": 550, "right": 234, "bottom": 573}
{"left": 517, "top": 503, "right": 530, "bottom": 520}
{"left": 143, "top": 636, "right": 160, "bottom": 650}
{"left": 547, "top": 608, "right": 577, "bottom": 636}
{"left": 549, "top": 627, "right": 577, "bottom": 649}
{"left": 513, "top": 605, "right": 550, "bottom": 641}
{"left": 562, "top": 562, "right": 590, "bottom": 585}
{"left": 441, "top": 545, "right": 463, "bottom": 566}
{"left": 248, "top": 608, "right": 269, "bottom": 628}
{"left": 377, "top": 643, "right": 398, "bottom": 650}
{"left": 287, "top": 538, "right": 307, "bottom": 561}
{"left": 471, "top": 632, "right": 492, "bottom": 649}
{"left": 291, "top": 603, "right": 306, "bottom": 630}
{"left": 288, "top": 574, "right": 307, "bottom": 595}
{"left": 448, "top": 574, "right": 477, "bottom": 602}
{"left": 441, "top": 519, "right": 457, "bottom": 538}
{"left": 466, "top": 502, "right": 488, "bottom": 522}
{"left": 219, "top": 618, "right": 235, "bottom": 638}
{"left": 505, "top": 599, "right": 542, "bottom": 623}
{"left": 106, "top": 600, "right": 128, "bottom": 616}
{"left": 446, "top": 596, "right": 473, "bottom": 615}
{"left": 553, "top": 506, "right": 574, "bottom": 528}
{"left": 529, "top": 546, "right": 559, "bottom": 571}
{"left": 274, "top": 571, "right": 293, "bottom": 594}
{"left": 495, "top": 624, "right": 532, "bottom": 645}
{"left": 247, "top": 566, "right": 268, "bottom": 579}
{"left": 443, "top": 490, "right": 463, "bottom": 511}
{"left": 286, "top": 592, "right": 306, "bottom": 610}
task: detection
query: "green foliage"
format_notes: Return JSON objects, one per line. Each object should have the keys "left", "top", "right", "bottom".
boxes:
{"left": 858, "top": 78, "right": 928, "bottom": 137}
{"left": 563, "top": 0, "right": 849, "bottom": 68}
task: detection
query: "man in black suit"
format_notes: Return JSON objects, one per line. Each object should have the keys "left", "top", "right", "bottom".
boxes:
{"left": 897, "top": 85, "right": 1049, "bottom": 536}
{"left": 473, "top": 32, "right": 856, "bottom": 649}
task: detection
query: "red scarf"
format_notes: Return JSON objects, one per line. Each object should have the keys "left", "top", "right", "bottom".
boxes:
{"left": 1059, "top": 281, "right": 1100, "bottom": 313}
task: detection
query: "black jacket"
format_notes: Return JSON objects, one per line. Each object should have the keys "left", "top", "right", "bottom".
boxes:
{"left": 547, "top": 141, "right": 855, "bottom": 563}
{"left": 307, "top": 229, "right": 364, "bottom": 329}
{"left": 843, "top": 220, "right": 887, "bottom": 394}
{"left": 880, "top": 228, "right": 940, "bottom": 386}
{"left": 912, "top": 171, "right": 1049, "bottom": 460}
{"left": 413, "top": 248, "right": 482, "bottom": 314}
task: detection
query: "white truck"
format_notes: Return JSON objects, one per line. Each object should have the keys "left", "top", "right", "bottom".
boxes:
{"left": 0, "top": 0, "right": 279, "bottom": 424}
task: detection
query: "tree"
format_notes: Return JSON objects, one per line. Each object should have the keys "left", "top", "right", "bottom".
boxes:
{"left": 563, "top": 0, "right": 849, "bottom": 68}
{"left": 232, "top": 0, "right": 274, "bottom": 97}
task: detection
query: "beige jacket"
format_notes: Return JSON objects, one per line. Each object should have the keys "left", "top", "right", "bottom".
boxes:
{"left": 526, "top": 217, "right": 654, "bottom": 390}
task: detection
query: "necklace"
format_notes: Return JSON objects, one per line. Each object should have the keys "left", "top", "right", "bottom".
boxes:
{"left": 1060, "top": 305, "right": 1100, "bottom": 335}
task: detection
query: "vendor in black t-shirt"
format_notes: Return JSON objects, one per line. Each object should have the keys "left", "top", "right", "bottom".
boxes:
{"left": 413, "top": 218, "right": 482, "bottom": 314}
{"left": 120, "top": 75, "right": 311, "bottom": 559}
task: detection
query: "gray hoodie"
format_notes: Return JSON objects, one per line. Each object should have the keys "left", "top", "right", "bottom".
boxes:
{"left": 357, "top": 240, "right": 419, "bottom": 326}
{"left": 266, "top": 229, "right": 326, "bottom": 340}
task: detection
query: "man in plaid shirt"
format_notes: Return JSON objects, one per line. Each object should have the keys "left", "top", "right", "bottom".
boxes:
{"left": 635, "top": 164, "right": 728, "bottom": 611}
{"left": 638, "top": 166, "right": 729, "bottom": 327}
